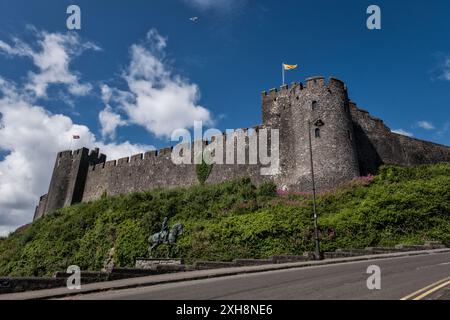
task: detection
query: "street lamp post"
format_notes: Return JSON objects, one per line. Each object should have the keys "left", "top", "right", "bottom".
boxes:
{"left": 308, "top": 120, "right": 322, "bottom": 260}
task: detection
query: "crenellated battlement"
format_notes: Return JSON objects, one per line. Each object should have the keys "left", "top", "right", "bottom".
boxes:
{"left": 261, "top": 76, "right": 347, "bottom": 99}
{"left": 349, "top": 101, "right": 389, "bottom": 130}
{"left": 85, "top": 124, "right": 273, "bottom": 172}
{"left": 57, "top": 148, "right": 89, "bottom": 158}
{"left": 57, "top": 147, "right": 106, "bottom": 163}
{"left": 88, "top": 125, "right": 273, "bottom": 173}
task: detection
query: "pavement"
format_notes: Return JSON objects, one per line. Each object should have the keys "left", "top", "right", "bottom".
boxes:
{"left": 0, "top": 248, "right": 449, "bottom": 300}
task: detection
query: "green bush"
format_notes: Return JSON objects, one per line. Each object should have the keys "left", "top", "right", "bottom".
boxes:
{"left": 196, "top": 160, "right": 213, "bottom": 185}
{"left": 114, "top": 220, "right": 148, "bottom": 267}
{"left": 0, "top": 164, "right": 449, "bottom": 276}
{"left": 257, "top": 181, "right": 277, "bottom": 198}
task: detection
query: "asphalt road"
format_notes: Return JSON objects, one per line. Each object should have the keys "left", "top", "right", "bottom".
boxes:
{"left": 67, "top": 252, "right": 450, "bottom": 300}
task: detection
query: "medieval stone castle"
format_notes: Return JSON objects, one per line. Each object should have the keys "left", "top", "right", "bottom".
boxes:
{"left": 34, "top": 76, "right": 450, "bottom": 221}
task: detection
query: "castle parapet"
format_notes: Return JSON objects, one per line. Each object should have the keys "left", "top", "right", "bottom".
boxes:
{"left": 145, "top": 150, "right": 158, "bottom": 158}
{"left": 305, "top": 76, "right": 325, "bottom": 89}
{"left": 105, "top": 160, "right": 117, "bottom": 167}
{"left": 262, "top": 76, "right": 347, "bottom": 102}
{"left": 117, "top": 157, "right": 130, "bottom": 166}
{"left": 130, "top": 153, "right": 144, "bottom": 162}
{"left": 158, "top": 147, "right": 173, "bottom": 156}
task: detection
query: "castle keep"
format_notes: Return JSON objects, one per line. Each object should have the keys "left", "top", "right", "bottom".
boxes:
{"left": 34, "top": 76, "right": 450, "bottom": 221}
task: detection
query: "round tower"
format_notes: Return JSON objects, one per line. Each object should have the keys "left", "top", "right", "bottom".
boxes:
{"left": 263, "top": 76, "right": 360, "bottom": 192}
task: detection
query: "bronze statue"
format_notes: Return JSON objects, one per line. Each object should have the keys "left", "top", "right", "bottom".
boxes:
{"left": 161, "top": 217, "right": 169, "bottom": 242}
{"left": 148, "top": 217, "right": 184, "bottom": 257}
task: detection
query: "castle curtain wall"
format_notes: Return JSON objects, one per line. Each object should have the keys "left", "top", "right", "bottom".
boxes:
{"left": 350, "top": 103, "right": 450, "bottom": 175}
{"left": 82, "top": 135, "right": 267, "bottom": 203}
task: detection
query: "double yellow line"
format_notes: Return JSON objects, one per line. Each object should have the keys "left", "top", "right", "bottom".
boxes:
{"left": 401, "top": 277, "right": 450, "bottom": 300}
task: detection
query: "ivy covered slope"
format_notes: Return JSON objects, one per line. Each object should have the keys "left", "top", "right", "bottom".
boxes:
{"left": 0, "top": 164, "right": 449, "bottom": 277}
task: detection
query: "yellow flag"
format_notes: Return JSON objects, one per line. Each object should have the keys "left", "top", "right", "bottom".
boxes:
{"left": 283, "top": 64, "right": 298, "bottom": 70}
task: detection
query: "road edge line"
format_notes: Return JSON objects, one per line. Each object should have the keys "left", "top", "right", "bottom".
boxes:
{"left": 400, "top": 277, "right": 450, "bottom": 300}
{"left": 413, "top": 280, "right": 450, "bottom": 300}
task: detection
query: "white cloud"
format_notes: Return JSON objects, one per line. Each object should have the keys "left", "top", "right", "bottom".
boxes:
{"left": 105, "top": 29, "right": 213, "bottom": 139}
{"left": 101, "top": 84, "right": 113, "bottom": 104}
{"left": 433, "top": 54, "right": 450, "bottom": 81}
{"left": 392, "top": 129, "right": 414, "bottom": 137}
{"left": 0, "top": 28, "right": 211, "bottom": 236}
{"left": 442, "top": 57, "right": 450, "bottom": 81}
{"left": 183, "top": 0, "right": 240, "bottom": 10}
{"left": 417, "top": 121, "right": 435, "bottom": 130}
{"left": 437, "top": 121, "right": 450, "bottom": 138}
{"left": 0, "top": 77, "right": 153, "bottom": 237}
{"left": 0, "top": 38, "right": 32, "bottom": 57}
{"left": 97, "top": 141, "right": 151, "bottom": 160}
{"left": 0, "top": 30, "right": 99, "bottom": 98}
{"left": 99, "top": 105, "right": 127, "bottom": 139}
{"left": 146, "top": 29, "right": 167, "bottom": 51}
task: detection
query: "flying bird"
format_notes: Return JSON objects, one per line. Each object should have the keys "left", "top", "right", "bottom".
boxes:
{"left": 189, "top": 17, "right": 199, "bottom": 22}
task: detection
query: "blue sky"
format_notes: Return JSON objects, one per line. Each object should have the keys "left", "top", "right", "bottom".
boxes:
{"left": 0, "top": 0, "right": 449, "bottom": 234}
{"left": 1, "top": 0, "right": 450, "bottom": 146}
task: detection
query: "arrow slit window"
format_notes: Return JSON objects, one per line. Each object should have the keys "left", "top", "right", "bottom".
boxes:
{"left": 315, "top": 128, "right": 321, "bottom": 138}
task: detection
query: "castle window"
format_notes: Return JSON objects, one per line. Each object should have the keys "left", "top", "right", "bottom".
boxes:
{"left": 312, "top": 101, "right": 318, "bottom": 110}
{"left": 315, "top": 128, "right": 321, "bottom": 138}
{"left": 347, "top": 130, "right": 352, "bottom": 140}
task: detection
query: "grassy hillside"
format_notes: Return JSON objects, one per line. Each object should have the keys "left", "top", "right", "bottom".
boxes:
{"left": 0, "top": 164, "right": 449, "bottom": 277}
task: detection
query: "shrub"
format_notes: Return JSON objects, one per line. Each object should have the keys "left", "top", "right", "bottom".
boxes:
{"left": 196, "top": 160, "right": 213, "bottom": 185}
{"left": 257, "top": 181, "right": 277, "bottom": 198}
{"left": 114, "top": 220, "right": 148, "bottom": 267}
{"left": 0, "top": 164, "right": 448, "bottom": 276}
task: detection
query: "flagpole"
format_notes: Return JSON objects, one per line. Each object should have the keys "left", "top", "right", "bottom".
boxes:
{"left": 282, "top": 63, "right": 285, "bottom": 86}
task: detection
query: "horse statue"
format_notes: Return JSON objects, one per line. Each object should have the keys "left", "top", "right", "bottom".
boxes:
{"left": 148, "top": 219, "right": 184, "bottom": 257}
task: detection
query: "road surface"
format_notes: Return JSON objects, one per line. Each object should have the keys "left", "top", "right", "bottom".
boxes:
{"left": 65, "top": 251, "right": 450, "bottom": 300}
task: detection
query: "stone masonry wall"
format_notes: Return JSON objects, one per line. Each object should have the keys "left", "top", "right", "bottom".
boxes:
{"left": 33, "top": 195, "right": 48, "bottom": 221}
{"left": 350, "top": 102, "right": 450, "bottom": 175}
{"left": 82, "top": 132, "right": 268, "bottom": 202}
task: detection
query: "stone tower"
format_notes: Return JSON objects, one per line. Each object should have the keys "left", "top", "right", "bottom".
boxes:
{"left": 262, "top": 76, "right": 360, "bottom": 191}
{"left": 36, "top": 148, "right": 106, "bottom": 218}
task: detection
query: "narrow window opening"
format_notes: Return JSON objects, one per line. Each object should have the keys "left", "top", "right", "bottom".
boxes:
{"left": 315, "top": 128, "right": 321, "bottom": 138}
{"left": 312, "top": 101, "right": 318, "bottom": 110}
{"left": 347, "top": 130, "right": 352, "bottom": 140}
